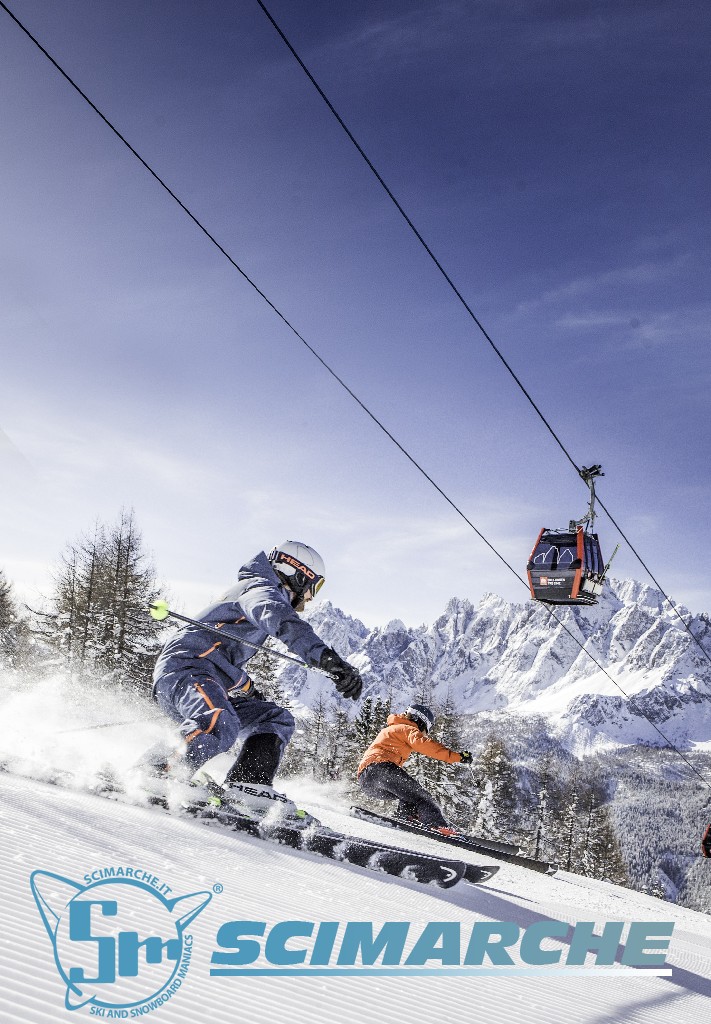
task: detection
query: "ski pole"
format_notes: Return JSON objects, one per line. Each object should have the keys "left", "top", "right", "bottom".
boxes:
{"left": 56, "top": 719, "right": 146, "bottom": 734}
{"left": 148, "top": 600, "right": 334, "bottom": 678}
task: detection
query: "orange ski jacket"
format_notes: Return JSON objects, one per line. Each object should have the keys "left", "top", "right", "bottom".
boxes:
{"left": 357, "top": 714, "right": 463, "bottom": 776}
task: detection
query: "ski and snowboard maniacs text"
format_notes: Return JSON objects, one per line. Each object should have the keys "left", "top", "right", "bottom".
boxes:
{"left": 210, "top": 918, "right": 675, "bottom": 974}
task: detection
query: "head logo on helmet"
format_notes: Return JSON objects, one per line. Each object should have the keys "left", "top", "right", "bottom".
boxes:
{"left": 405, "top": 704, "right": 435, "bottom": 734}
{"left": 269, "top": 541, "right": 326, "bottom": 609}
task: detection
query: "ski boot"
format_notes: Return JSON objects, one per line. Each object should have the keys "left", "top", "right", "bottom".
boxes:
{"left": 219, "top": 781, "right": 319, "bottom": 829}
{"left": 195, "top": 734, "right": 320, "bottom": 830}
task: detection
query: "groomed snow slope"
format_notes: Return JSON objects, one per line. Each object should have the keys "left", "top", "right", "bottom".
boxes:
{"left": 1, "top": 772, "right": 711, "bottom": 1024}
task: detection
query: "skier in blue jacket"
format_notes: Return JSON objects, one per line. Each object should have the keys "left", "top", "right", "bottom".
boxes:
{"left": 148, "top": 541, "right": 362, "bottom": 822}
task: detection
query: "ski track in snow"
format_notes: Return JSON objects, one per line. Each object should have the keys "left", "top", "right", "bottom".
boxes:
{"left": 1, "top": 773, "right": 711, "bottom": 1024}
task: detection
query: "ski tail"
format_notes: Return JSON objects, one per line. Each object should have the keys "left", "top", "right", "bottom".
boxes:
{"left": 464, "top": 863, "right": 500, "bottom": 885}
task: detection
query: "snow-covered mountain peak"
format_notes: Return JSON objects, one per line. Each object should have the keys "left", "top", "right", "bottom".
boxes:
{"left": 381, "top": 617, "right": 409, "bottom": 635}
{"left": 303, "top": 600, "right": 369, "bottom": 657}
{"left": 290, "top": 578, "right": 711, "bottom": 754}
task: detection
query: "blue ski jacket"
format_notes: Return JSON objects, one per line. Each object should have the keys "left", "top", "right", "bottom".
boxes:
{"left": 153, "top": 551, "right": 328, "bottom": 699}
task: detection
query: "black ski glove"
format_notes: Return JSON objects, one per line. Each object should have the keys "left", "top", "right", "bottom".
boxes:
{"left": 458, "top": 751, "right": 473, "bottom": 764}
{"left": 318, "top": 647, "right": 363, "bottom": 701}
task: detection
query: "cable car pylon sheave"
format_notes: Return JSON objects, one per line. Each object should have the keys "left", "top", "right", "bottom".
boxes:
{"left": 527, "top": 465, "right": 619, "bottom": 606}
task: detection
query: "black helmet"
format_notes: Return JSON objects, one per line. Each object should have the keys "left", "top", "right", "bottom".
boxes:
{"left": 406, "top": 703, "right": 435, "bottom": 733}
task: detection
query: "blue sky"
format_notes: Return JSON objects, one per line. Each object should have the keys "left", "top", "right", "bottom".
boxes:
{"left": 1, "top": 0, "right": 709, "bottom": 627}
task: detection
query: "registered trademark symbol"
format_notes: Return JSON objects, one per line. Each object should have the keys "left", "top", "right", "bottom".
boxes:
{"left": 213, "top": 883, "right": 224, "bottom": 894}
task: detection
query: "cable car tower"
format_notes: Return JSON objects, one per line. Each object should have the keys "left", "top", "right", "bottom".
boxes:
{"left": 527, "top": 465, "right": 618, "bottom": 606}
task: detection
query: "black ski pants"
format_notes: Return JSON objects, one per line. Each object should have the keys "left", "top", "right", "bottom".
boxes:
{"left": 357, "top": 761, "right": 447, "bottom": 827}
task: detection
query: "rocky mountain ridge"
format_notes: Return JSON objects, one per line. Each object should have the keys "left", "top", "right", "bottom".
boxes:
{"left": 275, "top": 578, "right": 711, "bottom": 755}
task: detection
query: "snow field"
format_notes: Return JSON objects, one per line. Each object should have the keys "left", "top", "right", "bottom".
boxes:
{"left": 1, "top": 772, "right": 710, "bottom": 1024}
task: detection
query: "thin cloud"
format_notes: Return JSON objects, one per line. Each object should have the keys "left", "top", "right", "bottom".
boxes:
{"left": 0, "top": 425, "right": 36, "bottom": 478}
{"left": 511, "top": 253, "right": 695, "bottom": 320}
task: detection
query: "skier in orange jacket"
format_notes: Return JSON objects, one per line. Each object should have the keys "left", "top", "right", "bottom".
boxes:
{"left": 356, "top": 704, "right": 472, "bottom": 831}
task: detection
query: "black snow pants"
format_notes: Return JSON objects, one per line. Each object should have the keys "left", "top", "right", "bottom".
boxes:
{"left": 357, "top": 761, "right": 447, "bottom": 827}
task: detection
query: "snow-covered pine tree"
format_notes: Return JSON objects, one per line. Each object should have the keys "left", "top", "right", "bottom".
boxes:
{"left": 0, "top": 568, "right": 30, "bottom": 670}
{"left": 353, "top": 696, "right": 376, "bottom": 749}
{"left": 30, "top": 510, "right": 163, "bottom": 690}
{"left": 372, "top": 696, "right": 391, "bottom": 733}
{"left": 247, "top": 639, "right": 289, "bottom": 706}
{"left": 558, "top": 770, "right": 582, "bottom": 872}
{"left": 0, "top": 569, "right": 15, "bottom": 631}
{"left": 321, "top": 702, "right": 357, "bottom": 781}
{"left": 531, "top": 753, "right": 559, "bottom": 861}
{"left": 580, "top": 787, "right": 628, "bottom": 884}
{"left": 283, "top": 690, "right": 329, "bottom": 779}
{"left": 103, "top": 509, "right": 163, "bottom": 686}
{"left": 471, "top": 735, "right": 517, "bottom": 839}
{"left": 352, "top": 695, "right": 391, "bottom": 752}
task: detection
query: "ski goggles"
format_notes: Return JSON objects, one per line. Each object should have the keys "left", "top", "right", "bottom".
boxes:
{"left": 272, "top": 552, "right": 325, "bottom": 600}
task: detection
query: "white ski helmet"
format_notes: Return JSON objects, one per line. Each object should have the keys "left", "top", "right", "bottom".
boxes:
{"left": 405, "top": 703, "right": 435, "bottom": 733}
{"left": 269, "top": 541, "right": 326, "bottom": 602}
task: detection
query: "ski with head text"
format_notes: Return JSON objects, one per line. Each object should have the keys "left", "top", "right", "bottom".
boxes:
{"left": 186, "top": 800, "right": 499, "bottom": 888}
{"left": 350, "top": 805, "right": 558, "bottom": 875}
{"left": 0, "top": 761, "right": 497, "bottom": 888}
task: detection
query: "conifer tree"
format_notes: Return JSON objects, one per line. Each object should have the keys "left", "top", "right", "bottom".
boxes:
{"left": 247, "top": 640, "right": 286, "bottom": 703}
{"left": 372, "top": 696, "right": 391, "bottom": 734}
{"left": 579, "top": 788, "right": 628, "bottom": 884}
{"left": 0, "top": 568, "right": 29, "bottom": 670}
{"left": 31, "top": 510, "right": 163, "bottom": 690}
{"left": 295, "top": 691, "right": 329, "bottom": 778}
{"left": 0, "top": 569, "right": 15, "bottom": 631}
{"left": 532, "top": 754, "right": 557, "bottom": 861}
{"left": 471, "top": 735, "right": 517, "bottom": 839}
{"left": 322, "top": 703, "right": 356, "bottom": 781}
{"left": 560, "top": 775, "right": 581, "bottom": 872}
{"left": 353, "top": 696, "right": 377, "bottom": 750}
